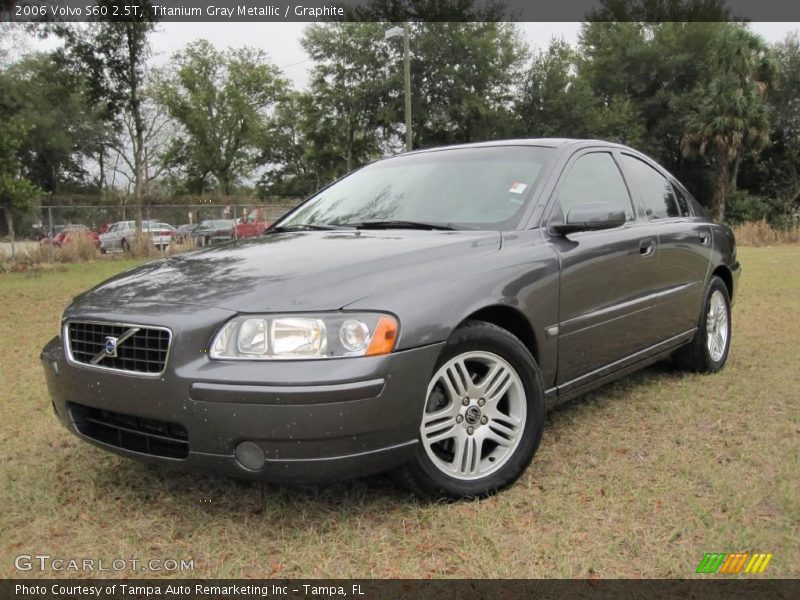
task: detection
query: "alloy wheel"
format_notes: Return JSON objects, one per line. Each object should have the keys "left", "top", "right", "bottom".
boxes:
{"left": 706, "top": 289, "right": 729, "bottom": 362}
{"left": 420, "top": 351, "right": 527, "bottom": 481}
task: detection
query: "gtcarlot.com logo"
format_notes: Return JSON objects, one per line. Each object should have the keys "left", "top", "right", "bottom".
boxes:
{"left": 14, "top": 554, "right": 194, "bottom": 573}
{"left": 696, "top": 552, "right": 773, "bottom": 574}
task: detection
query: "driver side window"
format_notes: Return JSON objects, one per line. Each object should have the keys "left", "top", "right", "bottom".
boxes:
{"left": 550, "top": 152, "right": 635, "bottom": 225}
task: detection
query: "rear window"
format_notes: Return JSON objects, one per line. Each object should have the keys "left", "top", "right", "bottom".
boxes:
{"left": 621, "top": 154, "right": 686, "bottom": 219}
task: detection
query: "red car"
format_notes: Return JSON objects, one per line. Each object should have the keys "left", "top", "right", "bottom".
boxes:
{"left": 234, "top": 208, "right": 272, "bottom": 239}
{"left": 41, "top": 224, "right": 101, "bottom": 249}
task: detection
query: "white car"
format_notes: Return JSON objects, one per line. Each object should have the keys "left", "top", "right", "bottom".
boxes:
{"left": 99, "top": 221, "right": 176, "bottom": 253}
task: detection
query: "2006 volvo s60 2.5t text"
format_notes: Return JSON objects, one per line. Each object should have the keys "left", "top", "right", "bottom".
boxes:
{"left": 42, "top": 139, "right": 740, "bottom": 498}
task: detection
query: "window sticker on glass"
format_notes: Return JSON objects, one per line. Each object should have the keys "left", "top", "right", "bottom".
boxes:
{"left": 509, "top": 182, "right": 527, "bottom": 194}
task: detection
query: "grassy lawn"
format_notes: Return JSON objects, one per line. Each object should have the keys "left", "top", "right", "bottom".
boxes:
{"left": 0, "top": 248, "right": 797, "bottom": 579}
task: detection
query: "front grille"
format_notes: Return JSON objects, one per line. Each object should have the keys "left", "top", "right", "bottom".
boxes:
{"left": 66, "top": 321, "right": 170, "bottom": 375}
{"left": 68, "top": 402, "right": 189, "bottom": 459}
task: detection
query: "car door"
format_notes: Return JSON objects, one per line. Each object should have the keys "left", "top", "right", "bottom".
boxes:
{"left": 546, "top": 149, "right": 664, "bottom": 386}
{"left": 618, "top": 153, "right": 713, "bottom": 337}
{"left": 103, "top": 223, "right": 119, "bottom": 250}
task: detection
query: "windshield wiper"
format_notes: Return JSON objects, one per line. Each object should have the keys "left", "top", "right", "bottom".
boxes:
{"left": 266, "top": 223, "right": 351, "bottom": 233}
{"left": 345, "top": 220, "right": 460, "bottom": 231}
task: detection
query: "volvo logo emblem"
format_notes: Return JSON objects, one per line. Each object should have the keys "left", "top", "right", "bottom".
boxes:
{"left": 464, "top": 405, "right": 482, "bottom": 425}
{"left": 89, "top": 327, "right": 140, "bottom": 366}
{"left": 104, "top": 336, "right": 118, "bottom": 357}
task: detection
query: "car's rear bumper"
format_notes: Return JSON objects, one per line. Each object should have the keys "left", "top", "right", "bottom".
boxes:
{"left": 41, "top": 336, "right": 442, "bottom": 482}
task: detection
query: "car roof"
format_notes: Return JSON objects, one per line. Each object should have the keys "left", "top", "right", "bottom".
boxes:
{"left": 387, "top": 138, "right": 634, "bottom": 159}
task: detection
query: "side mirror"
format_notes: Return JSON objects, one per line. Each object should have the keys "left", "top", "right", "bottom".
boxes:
{"left": 551, "top": 202, "right": 627, "bottom": 235}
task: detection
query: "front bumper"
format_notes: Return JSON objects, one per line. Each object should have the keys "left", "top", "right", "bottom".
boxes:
{"left": 41, "top": 332, "right": 443, "bottom": 482}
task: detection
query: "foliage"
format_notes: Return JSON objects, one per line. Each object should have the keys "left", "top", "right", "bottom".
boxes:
{"left": 257, "top": 91, "right": 321, "bottom": 197}
{"left": 2, "top": 7, "right": 800, "bottom": 226}
{"left": 0, "top": 53, "right": 104, "bottom": 193}
{"left": 681, "top": 25, "right": 776, "bottom": 221}
{"left": 403, "top": 21, "right": 528, "bottom": 148}
{"left": 54, "top": 4, "right": 156, "bottom": 204}
{"left": 742, "top": 33, "right": 800, "bottom": 217}
{"left": 516, "top": 38, "right": 645, "bottom": 145}
{"left": 300, "top": 23, "right": 395, "bottom": 178}
{"left": 0, "top": 117, "right": 43, "bottom": 241}
{"left": 159, "top": 40, "right": 289, "bottom": 195}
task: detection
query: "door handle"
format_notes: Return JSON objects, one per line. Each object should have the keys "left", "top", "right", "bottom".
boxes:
{"left": 639, "top": 238, "right": 656, "bottom": 257}
{"left": 699, "top": 233, "right": 711, "bottom": 246}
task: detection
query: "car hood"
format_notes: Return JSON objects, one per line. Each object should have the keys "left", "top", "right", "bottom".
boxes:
{"left": 68, "top": 230, "right": 502, "bottom": 313}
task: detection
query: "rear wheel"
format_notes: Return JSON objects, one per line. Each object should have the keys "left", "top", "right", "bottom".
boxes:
{"left": 121, "top": 238, "right": 130, "bottom": 252}
{"left": 399, "top": 320, "right": 545, "bottom": 499}
{"left": 673, "top": 275, "right": 731, "bottom": 373}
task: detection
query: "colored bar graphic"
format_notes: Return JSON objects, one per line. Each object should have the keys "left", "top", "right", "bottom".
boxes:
{"left": 733, "top": 553, "right": 749, "bottom": 573}
{"left": 700, "top": 552, "right": 774, "bottom": 574}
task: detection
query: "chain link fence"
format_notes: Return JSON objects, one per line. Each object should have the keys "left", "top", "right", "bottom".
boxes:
{"left": 1, "top": 200, "right": 301, "bottom": 262}
{"left": 34, "top": 202, "right": 298, "bottom": 238}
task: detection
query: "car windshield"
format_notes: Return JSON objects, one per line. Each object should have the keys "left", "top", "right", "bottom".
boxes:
{"left": 278, "top": 146, "right": 554, "bottom": 230}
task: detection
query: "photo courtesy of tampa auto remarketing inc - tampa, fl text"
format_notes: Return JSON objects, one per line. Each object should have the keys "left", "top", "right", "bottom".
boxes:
{"left": 0, "top": 0, "right": 798, "bottom": 599}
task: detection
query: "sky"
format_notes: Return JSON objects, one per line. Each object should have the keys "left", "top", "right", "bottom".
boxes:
{"left": 13, "top": 21, "right": 799, "bottom": 90}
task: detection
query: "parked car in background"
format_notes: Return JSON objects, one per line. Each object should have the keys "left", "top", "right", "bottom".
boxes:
{"left": 40, "top": 224, "right": 100, "bottom": 249}
{"left": 235, "top": 208, "right": 271, "bottom": 239}
{"left": 176, "top": 223, "right": 200, "bottom": 243}
{"left": 99, "top": 221, "right": 176, "bottom": 253}
{"left": 42, "top": 139, "right": 739, "bottom": 499}
{"left": 193, "top": 219, "right": 236, "bottom": 247}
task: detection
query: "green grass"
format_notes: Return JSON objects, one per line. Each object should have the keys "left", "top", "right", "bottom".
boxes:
{"left": 0, "top": 249, "right": 797, "bottom": 579}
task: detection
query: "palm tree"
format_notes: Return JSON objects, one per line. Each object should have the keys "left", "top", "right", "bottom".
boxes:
{"left": 682, "top": 25, "right": 776, "bottom": 222}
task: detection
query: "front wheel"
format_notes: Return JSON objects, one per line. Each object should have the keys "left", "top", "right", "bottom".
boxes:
{"left": 673, "top": 275, "right": 732, "bottom": 373}
{"left": 399, "top": 320, "right": 545, "bottom": 499}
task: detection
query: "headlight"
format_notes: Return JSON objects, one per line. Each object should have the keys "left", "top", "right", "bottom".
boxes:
{"left": 209, "top": 313, "right": 399, "bottom": 360}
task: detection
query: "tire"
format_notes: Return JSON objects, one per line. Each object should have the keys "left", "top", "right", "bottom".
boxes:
{"left": 398, "top": 320, "right": 545, "bottom": 499}
{"left": 121, "top": 238, "right": 130, "bottom": 252}
{"left": 673, "top": 276, "right": 732, "bottom": 373}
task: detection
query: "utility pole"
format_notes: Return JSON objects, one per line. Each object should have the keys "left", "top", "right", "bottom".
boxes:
{"left": 403, "top": 22, "right": 412, "bottom": 152}
{"left": 386, "top": 24, "right": 413, "bottom": 152}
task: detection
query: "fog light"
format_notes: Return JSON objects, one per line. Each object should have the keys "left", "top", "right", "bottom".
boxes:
{"left": 235, "top": 441, "right": 265, "bottom": 471}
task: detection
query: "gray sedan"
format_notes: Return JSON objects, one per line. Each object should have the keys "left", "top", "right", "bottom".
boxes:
{"left": 41, "top": 139, "right": 739, "bottom": 498}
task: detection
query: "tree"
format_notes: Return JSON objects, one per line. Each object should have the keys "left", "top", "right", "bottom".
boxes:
{"left": 739, "top": 33, "right": 800, "bottom": 222}
{"left": 55, "top": 3, "right": 156, "bottom": 209}
{"left": 586, "top": 0, "right": 731, "bottom": 21}
{"left": 301, "top": 23, "right": 395, "bottom": 176}
{"left": 516, "top": 38, "right": 644, "bottom": 145}
{"left": 682, "top": 26, "right": 777, "bottom": 221}
{"left": 0, "top": 118, "right": 42, "bottom": 257}
{"left": 345, "top": 0, "right": 507, "bottom": 21}
{"left": 401, "top": 21, "right": 528, "bottom": 148}
{"left": 159, "top": 40, "right": 288, "bottom": 195}
{"left": 258, "top": 91, "right": 320, "bottom": 197}
{"left": 106, "top": 78, "right": 173, "bottom": 198}
{"left": 0, "top": 53, "right": 105, "bottom": 194}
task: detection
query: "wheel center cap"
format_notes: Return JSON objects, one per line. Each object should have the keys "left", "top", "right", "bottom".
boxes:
{"left": 464, "top": 405, "right": 482, "bottom": 425}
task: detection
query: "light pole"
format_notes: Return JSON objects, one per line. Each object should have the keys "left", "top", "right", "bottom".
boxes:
{"left": 385, "top": 23, "right": 412, "bottom": 152}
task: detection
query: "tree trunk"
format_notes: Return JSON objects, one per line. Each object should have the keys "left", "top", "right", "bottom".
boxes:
{"left": 4, "top": 207, "right": 15, "bottom": 259}
{"left": 128, "top": 27, "right": 146, "bottom": 227}
{"left": 730, "top": 155, "right": 741, "bottom": 193}
{"left": 346, "top": 121, "right": 354, "bottom": 173}
{"left": 98, "top": 143, "right": 105, "bottom": 196}
{"left": 712, "top": 158, "right": 731, "bottom": 223}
